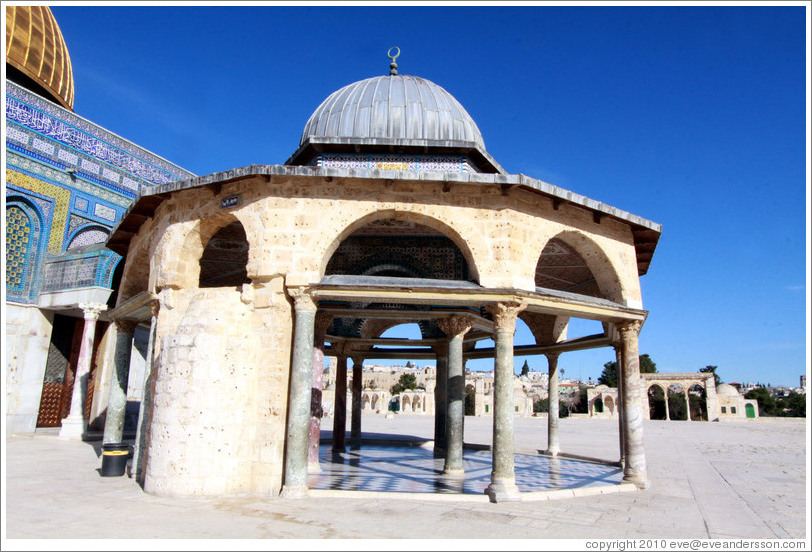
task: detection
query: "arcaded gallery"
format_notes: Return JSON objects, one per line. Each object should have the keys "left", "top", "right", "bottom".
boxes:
{"left": 6, "top": 8, "right": 662, "bottom": 502}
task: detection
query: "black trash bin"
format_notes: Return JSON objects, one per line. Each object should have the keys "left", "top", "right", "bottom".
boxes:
{"left": 100, "top": 443, "right": 130, "bottom": 477}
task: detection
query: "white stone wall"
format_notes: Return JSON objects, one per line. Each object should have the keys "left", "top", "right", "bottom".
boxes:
{"left": 4, "top": 303, "right": 54, "bottom": 434}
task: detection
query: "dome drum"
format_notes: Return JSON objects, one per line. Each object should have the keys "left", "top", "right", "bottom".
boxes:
{"left": 286, "top": 75, "right": 505, "bottom": 174}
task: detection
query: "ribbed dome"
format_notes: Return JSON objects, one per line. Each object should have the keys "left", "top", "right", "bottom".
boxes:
{"left": 5, "top": 6, "right": 75, "bottom": 110}
{"left": 300, "top": 75, "right": 486, "bottom": 150}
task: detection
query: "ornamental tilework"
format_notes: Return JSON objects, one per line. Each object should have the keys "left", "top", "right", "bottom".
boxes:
{"left": 67, "top": 228, "right": 109, "bottom": 249}
{"left": 6, "top": 83, "right": 194, "bottom": 185}
{"left": 8, "top": 120, "right": 143, "bottom": 198}
{"left": 7, "top": 151, "right": 132, "bottom": 208}
{"left": 6, "top": 169, "right": 69, "bottom": 254}
{"left": 67, "top": 214, "right": 93, "bottom": 236}
{"left": 6, "top": 206, "right": 32, "bottom": 291}
{"left": 41, "top": 249, "right": 121, "bottom": 291}
{"left": 313, "top": 153, "right": 477, "bottom": 173}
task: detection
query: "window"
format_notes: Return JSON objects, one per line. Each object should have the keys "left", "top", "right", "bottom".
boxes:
{"left": 515, "top": 406, "right": 519, "bottom": 412}
{"left": 485, "top": 405, "right": 489, "bottom": 413}
{"left": 721, "top": 406, "right": 727, "bottom": 413}
{"left": 731, "top": 407, "right": 737, "bottom": 414}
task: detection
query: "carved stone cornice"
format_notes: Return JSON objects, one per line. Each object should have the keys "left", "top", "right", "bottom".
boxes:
{"left": 78, "top": 302, "right": 106, "bottom": 321}
{"left": 288, "top": 287, "right": 318, "bottom": 313}
{"left": 486, "top": 301, "right": 527, "bottom": 332}
{"left": 437, "top": 314, "right": 474, "bottom": 338}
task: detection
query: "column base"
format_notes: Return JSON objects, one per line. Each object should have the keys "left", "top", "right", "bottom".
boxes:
{"left": 622, "top": 473, "right": 650, "bottom": 490}
{"left": 544, "top": 448, "right": 560, "bottom": 456}
{"left": 58, "top": 416, "right": 87, "bottom": 440}
{"left": 441, "top": 467, "right": 465, "bottom": 478}
{"left": 280, "top": 485, "right": 310, "bottom": 499}
{"left": 485, "top": 478, "right": 521, "bottom": 503}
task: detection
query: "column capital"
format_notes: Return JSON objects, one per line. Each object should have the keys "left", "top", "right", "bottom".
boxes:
{"left": 486, "top": 301, "right": 527, "bottom": 331}
{"left": 288, "top": 287, "right": 318, "bottom": 312}
{"left": 617, "top": 320, "right": 643, "bottom": 341}
{"left": 78, "top": 302, "right": 106, "bottom": 321}
{"left": 148, "top": 299, "right": 161, "bottom": 318}
{"left": 114, "top": 318, "right": 139, "bottom": 334}
{"left": 437, "top": 314, "right": 474, "bottom": 338}
{"left": 543, "top": 351, "right": 560, "bottom": 363}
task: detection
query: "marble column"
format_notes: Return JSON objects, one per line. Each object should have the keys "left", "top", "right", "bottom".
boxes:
{"left": 331, "top": 351, "right": 349, "bottom": 452}
{"left": 281, "top": 289, "right": 318, "bottom": 498}
{"left": 307, "top": 313, "right": 333, "bottom": 473}
{"left": 132, "top": 300, "right": 159, "bottom": 482}
{"left": 684, "top": 391, "right": 691, "bottom": 421}
{"left": 545, "top": 352, "right": 560, "bottom": 456}
{"left": 437, "top": 315, "right": 473, "bottom": 476}
{"left": 484, "top": 301, "right": 526, "bottom": 502}
{"left": 614, "top": 344, "right": 625, "bottom": 464}
{"left": 432, "top": 342, "right": 449, "bottom": 458}
{"left": 59, "top": 303, "right": 105, "bottom": 440}
{"left": 619, "top": 320, "right": 649, "bottom": 489}
{"left": 350, "top": 356, "right": 363, "bottom": 449}
{"left": 664, "top": 387, "right": 671, "bottom": 421}
{"left": 103, "top": 319, "right": 138, "bottom": 444}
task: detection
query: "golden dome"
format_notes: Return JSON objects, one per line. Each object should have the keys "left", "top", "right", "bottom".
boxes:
{"left": 5, "top": 6, "right": 74, "bottom": 110}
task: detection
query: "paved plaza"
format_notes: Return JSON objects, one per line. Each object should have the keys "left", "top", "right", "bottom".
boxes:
{"left": 2, "top": 415, "right": 808, "bottom": 544}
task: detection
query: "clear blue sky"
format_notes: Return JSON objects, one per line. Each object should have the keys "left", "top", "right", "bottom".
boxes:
{"left": 49, "top": 3, "right": 809, "bottom": 388}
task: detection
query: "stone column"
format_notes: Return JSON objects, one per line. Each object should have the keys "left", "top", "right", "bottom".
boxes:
{"left": 132, "top": 300, "right": 159, "bottom": 482}
{"left": 437, "top": 315, "right": 473, "bottom": 476}
{"left": 484, "top": 301, "right": 526, "bottom": 502}
{"left": 614, "top": 344, "right": 625, "bottom": 464}
{"left": 103, "top": 318, "right": 138, "bottom": 444}
{"left": 619, "top": 320, "right": 649, "bottom": 489}
{"left": 684, "top": 390, "right": 691, "bottom": 421}
{"left": 545, "top": 352, "right": 560, "bottom": 456}
{"left": 59, "top": 303, "right": 105, "bottom": 440}
{"left": 664, "top": 387, "right": 671, "bottom": 421}
{"left": 307, "top": 313, "right": 333, "bottom": 473}
{"left": 350, "top": 356, "right": 364, "bottom": 449}
{"left": 432, "top": 342, "right": 449, "bottom": 458}
{"left": 281, "top": 289, "right": 318, "bottom": 498}
{"left": 331, "top": 349, "right": 349, "bottom": 452}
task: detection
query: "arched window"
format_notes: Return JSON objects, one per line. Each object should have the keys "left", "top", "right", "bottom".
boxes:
{"left": 199, "top": 221, "right": 250, "bottom": 288}
{"left": 67, "top": 227, "right": 109, "bottom": 250}
{"left": 6, "top": 205, "right": 34, "bottom": 292}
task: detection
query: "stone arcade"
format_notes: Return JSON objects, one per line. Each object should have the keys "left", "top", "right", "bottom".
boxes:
{"left": 102, "top": 55, "right": 662, "bottom": 501}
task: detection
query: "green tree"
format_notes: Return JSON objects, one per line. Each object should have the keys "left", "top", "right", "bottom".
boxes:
{"left": 390, "top": 373, "right": 417, "bottom": 395}
{"left": 779, "top": 392, "right": 806, "bottom": 418}
{"left": 699, "top": 365, "right": 721, "bottom": 386}
{"left": 745, "top": 388, "right": 777, "bottom": 416}
{"left": 598, "top": 354, "right": 657, "bottom": 388}
{"left": 520, "top": 360, "right": 530, "bottom": 377}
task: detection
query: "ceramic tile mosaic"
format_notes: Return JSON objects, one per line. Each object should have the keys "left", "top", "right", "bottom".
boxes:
{"left": 308, "top": 445, "right": 623, "bottom": 494}
{"left": 6, "top": 168, "right": 69, "bottom": 254}
{"left": 313, "top": 153, "right": 478, "bottom": 173}
{"left": 6, "top": 82, "right": 194, "bottom": 185}
{"left": 6, "top": 206, "right": 32, "bottom": 291}
{"left": 67, "top": 228, "right": 109, "bottom": 249}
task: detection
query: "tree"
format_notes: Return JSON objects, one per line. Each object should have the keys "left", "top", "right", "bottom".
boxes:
{"left": 390, "top": 373, "right": 417, "bottom": 395}
{"left": 745, "top": 388, "right": 777, "bottom": 416}
{"left": 598, "top": 354, "right": 657, "bottom": 388}
{"left": 699, "top": 365, "right": 721, "bottom": 386}
{"left": 520, "top": 360, "right": 530, "bottom": 377}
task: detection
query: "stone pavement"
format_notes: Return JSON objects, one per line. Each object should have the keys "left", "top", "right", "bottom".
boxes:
{"left": 2, "top": 415, "right": 808, "bottom": 544}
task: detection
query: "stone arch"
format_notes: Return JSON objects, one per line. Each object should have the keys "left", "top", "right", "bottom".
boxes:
{"left": 604, "top": 395, "right": 615, "bottom": 415}
{"left": 371, "top": 394, "right": 379, "bottom": 411}
{"left": 66, "top": 225, "right": 110, "bottom": 250}
{"left": 317, "top": 209, "right": 483, "bottom": 284}
{"left": 647, "top": 384, "right": 667, "bottom": 420}
{"left": 667, "top": 384, "right": 688, "bottom": 421}
{"left": 413, "top": 394, "right": 422, "bottom": 412}
{"left": 534, "top": 230, "right": 626, "bottom": 304}
{"left": 362, "top": 394, "right": 371, "bottom": 410}
{"left": 688, "top": 384, "right": 708, "bottom": 421}
{"left": 167, "top": 212, "right": 252, "bottom": 290}
{"left": 199, "top": 220, "right": 251, "bottom": 288}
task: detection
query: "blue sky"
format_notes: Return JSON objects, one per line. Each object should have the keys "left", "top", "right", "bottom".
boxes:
{"left": 49, "top": 3, "right": 809, "bottom": 387}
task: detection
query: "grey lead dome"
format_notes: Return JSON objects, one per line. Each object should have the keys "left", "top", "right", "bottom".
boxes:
{"left": 299, "top": 75, "right": 486, "bottom": 149}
